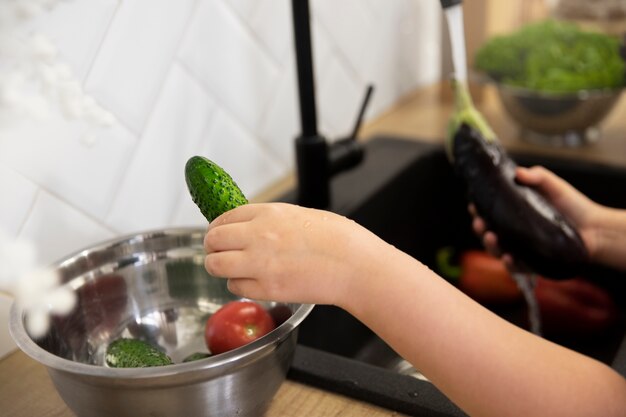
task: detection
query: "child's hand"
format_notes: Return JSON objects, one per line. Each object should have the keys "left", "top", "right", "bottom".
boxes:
{"left": 203, "top": 203, "right": 391, "bottom": 306}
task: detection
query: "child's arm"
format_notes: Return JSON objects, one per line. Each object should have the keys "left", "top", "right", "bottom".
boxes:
{"left": 345, "top": 245, "right": 626, "bottom": 417}
{"left": 205, "top": 202, "right": 626, "bottom": 417}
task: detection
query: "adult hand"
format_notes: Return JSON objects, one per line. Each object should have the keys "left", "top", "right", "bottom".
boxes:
{"left": 469, "top": 166, "right": 601, "bottom": 268}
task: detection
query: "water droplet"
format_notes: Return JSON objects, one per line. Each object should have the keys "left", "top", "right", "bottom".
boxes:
{"left": 408, "top": 391, "right": 419, "bottom": 398}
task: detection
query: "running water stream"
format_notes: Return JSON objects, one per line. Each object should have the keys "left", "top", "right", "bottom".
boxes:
{"left": 442, "top": 2, "right": 542, "bottom": 335}
{"left": 443, "top": 3, "right": 468, "bottom": 84}
{"left": 511, "top": 272, "right": 542, "bottom": 335}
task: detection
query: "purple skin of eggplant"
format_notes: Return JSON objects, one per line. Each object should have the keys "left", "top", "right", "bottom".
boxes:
{"left": 452, "top": 123, "right": 589, "bottom": 279}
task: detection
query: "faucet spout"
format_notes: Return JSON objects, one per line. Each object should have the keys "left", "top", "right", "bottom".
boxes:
{"left": 440, "top": 0, "right": 462, "bottom": 8}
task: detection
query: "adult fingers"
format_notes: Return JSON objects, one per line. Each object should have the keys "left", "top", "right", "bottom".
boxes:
{"left": 472, "top": 216, "right": 487, "bottom": 236}
{"left": 482, "top": 231, "right": 502, "bottom": 257}
{"left": 468, "top": 203, "right": 477, "bottom": 217}
{"left": 517, "top": 166, "right": 567, "bottom": 199}
{"left": 469, "top": 204, "right": 505, "bottom": 257}
{"left": 469, "top": 203, "right": 487, "bottom": 236}
{"left": 517, "top": 166, "right": 590, "bottom": 219}
{"left": 515, "top": 166, "right": 542, "bottom": 186}
{"left": 502, "top": 254, "right": 515, "bottom": 269}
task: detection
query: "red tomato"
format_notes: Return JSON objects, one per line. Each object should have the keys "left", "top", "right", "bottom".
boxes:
{"left": 446, "top": 249, "right": 620, "bottom": 339}
{"left": 205, "top": 301, "right": 276, "bottom": 355}
{"left": 457, "top": 250, "right": 523, "bottom": 304}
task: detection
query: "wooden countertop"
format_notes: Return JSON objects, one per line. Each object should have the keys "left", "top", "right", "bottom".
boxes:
{"left": 0, "top": 349, "right": 403, "bottom": 417}
{"left": 358, "top": 82, "right": 626, "bottom": 168}
{"left": 2, "top": 81, "right": 625, "bottom": 417}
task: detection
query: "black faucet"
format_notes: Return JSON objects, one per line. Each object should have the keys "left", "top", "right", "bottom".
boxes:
{"left": 291, "top": 0, "right": 371, "bottom": 209}
{"left": 440, "top": 0, "right": 462, "bottom": 8}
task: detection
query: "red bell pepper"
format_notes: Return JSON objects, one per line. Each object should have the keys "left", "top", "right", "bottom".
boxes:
{"left": 438, "top": 248, "right": 620, "bottom": 339}
{"left": 535, "top": 277, "right": 619, "bottom": 339}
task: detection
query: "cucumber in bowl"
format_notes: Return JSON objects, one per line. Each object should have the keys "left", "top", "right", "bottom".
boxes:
{"left": 105, "top": 338, "right": 173, "bottom": 368}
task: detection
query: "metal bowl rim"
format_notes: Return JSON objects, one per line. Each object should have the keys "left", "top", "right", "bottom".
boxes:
{"left": 8, "top": 226, "right": 315, "bottom": 379}
{"left": 494, "top": 82, "right": 623, "bottom": 100}
{"left": 473, "top": 73, "right": 624, "bottom": 99}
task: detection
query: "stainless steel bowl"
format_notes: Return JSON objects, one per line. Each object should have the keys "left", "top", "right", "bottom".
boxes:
{"left": 495, "top": 84, "right": 623, "bottom": 146}
{"left": 9, "top": 228, "right": 314, "bottom": 417}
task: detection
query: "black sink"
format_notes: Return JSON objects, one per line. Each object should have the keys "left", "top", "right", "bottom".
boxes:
{"left": 279, "top": 136, "right": 626, "bottom": 416}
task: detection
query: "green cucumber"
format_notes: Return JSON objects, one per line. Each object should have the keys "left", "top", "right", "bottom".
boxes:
{"left": 185, "top": 156, "right": 248, "bottom": 222}
{"left": 105, "top": 338, "right": 173, "bottom": 368}
{"left": 182, "top": 352, "right": 211, "bottom": 362}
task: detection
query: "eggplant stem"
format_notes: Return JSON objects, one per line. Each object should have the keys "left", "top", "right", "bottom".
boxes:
{"left": 446, "top": 79, "right": 497, "bottom": 160}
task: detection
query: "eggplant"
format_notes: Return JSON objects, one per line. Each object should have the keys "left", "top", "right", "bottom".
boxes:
{"left": 446, "top": 81, "right": 589, "bottom": 279}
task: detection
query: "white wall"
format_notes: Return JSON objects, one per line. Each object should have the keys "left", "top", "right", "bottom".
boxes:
{"left": 0, "top": 0, "right": 443, "bottom": 358}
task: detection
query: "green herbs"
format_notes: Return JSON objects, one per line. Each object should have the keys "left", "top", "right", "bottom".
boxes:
{"left": 105, "top": 338, "right": 173, "bottom": 368}
{"left": 474, "top": 20, "right": 625, "bottom": 93}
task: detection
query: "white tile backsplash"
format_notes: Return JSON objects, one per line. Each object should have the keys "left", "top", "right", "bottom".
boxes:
{"left": 170, "top": 189, "right": 211, "bottom": 228}
{"left": 85, "top": 0, "right": 197, "bottom": 133}
{"left": 179, "top": 0, "right": 279, "bottom": 136}
{"left": 106, "top": 64, "right": 216, "bottom": 233}
{"left": 396, "top": 1, "right": 443, "bottom": 91}
{"left": 19, "top": 190, "right": 115, "bottom": 267}
{"left": 312, "top": 0, "right": 375, "bottom": 79}
{"left": 0, "top": 109, "right": 136, "bottom": 220}
{"left": 224, "top": 0, "right": 259, "bottom": 21}
{"left": 249, "top": 0, "right": 293, "bottom": 65}
{"left": 200, "top": 109, "right": 288, "bottom": 199}
{"left": 28, "top": 0, "right": 119, "bottom": 81}
{"left": 0, "top": 164, "right": 37, "bottom": 238}
{"left": 0, "top": 0, "right": 442, "bottom": 357}
{"left": 318, "top": 58, "right": 366, "bottom": 139}
{"left": 259, "top": 64, "right": 299, "bottom": 166}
